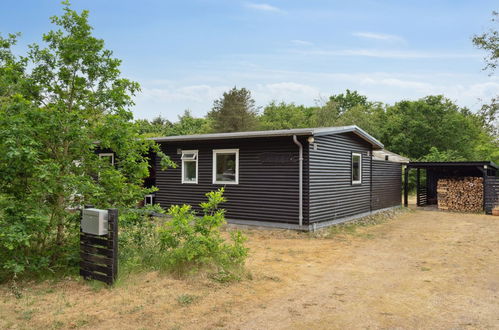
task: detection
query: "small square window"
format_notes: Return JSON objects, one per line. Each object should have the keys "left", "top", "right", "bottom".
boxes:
{"left": 213, "top": 149, "right": 239, "bottom": 184}
{"left": 99, "top": 153, "right": 114, "bottom": 166}
{"left": 182, "top": 150, "right": 198, "bottom": 184}
{"left": 352, "top": 153, "right": 362, "bottom": 184}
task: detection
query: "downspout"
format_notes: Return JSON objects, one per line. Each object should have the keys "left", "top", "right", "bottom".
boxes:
{"left": 293, "top": 135, "right": 303, "bottom": 227}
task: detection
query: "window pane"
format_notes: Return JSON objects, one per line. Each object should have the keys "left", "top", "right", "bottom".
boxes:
{"left": 183, "top": 161, "right": 197, "bottom": 181}
{"left": 100, "top": 155, "right": 113, "bottom": 165}
{"left": 216, "top": 153, "right": 236, "bottom": 182}
{"left": 181, "top": 153, "right": 196, "bottom": 160}
{"left": 352, "top": 155, "right": 360, "bottom": 182}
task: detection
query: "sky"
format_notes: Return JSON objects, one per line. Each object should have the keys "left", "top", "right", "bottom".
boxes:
{"left": 2, "top": 0, "right": 499, "bottom": 121}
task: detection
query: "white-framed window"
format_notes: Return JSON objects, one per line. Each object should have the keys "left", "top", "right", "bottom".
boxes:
{"left": 99, "top": 153, "right": 114, "bottom": 166}
{"left": 213, "top": 149, "right": 239, "bottom": 184}
{"left": 181, "top": 150, "right": 198, "bottom": 184}
{"left": 352, "top": 152, "right": 362, "bottom": 184}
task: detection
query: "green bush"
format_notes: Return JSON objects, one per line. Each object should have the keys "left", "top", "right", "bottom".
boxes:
{"left": 158, "top": 188, "right": 248, "bottom": 277}
{"left": 118, "top": 190, "right": 248, "bottom": 280}
{"left": 118, "top": 205, "right": 164, "bottom": 275}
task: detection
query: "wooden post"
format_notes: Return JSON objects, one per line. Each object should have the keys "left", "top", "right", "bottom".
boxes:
{"left": 404, "top": 166, "right": 409, "bottom": 207}
{"left": 108, "top": 208, "right": 119, "bottom": 283}
{"left": 416, "top": 168, "right": 420, "bottom": 206}
{"left": 483, "top": 169, "right": 487, "bottom": 213}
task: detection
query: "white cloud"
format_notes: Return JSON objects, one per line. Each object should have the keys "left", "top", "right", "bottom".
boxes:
{"left": 291, "top": 39, "right": 314, "bottom": 46}
{"left": 132, "top": 70, "right": 499, "bottom": 121}
{"left": 292, "top": 48, "right": 480, "bottom": 59}
{"left": 255, "top": 82, "right": 320, "bottom": 103}
{"left": 244, "top": 3, "right": 283, "bottom": 13}
{"left": 353, "top": 32, "right": 405, "bottom": 43}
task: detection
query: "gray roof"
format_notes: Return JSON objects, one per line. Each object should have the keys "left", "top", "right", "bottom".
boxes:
{"left": 150, "top": 125, "right": 384, "bottom": 149}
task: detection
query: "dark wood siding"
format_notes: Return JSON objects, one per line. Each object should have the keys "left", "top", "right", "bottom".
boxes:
{"left": 484, "top": 175, "right": 499, "bottom": 214}
{"left": 155, "top": 136, "right": 309, "bottom": 224}
{"left": 372, "top": 160, "right": 402, "bottom": 210}
{"left": 308, "top": 133, "right": 372, "bottom": 223}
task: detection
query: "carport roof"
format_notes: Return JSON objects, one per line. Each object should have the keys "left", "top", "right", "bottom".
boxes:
{"left": 408, "top": 161, "right": 498, "bottom": 170}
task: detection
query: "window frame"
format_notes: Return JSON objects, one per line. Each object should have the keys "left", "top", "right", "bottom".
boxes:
{"left": 212, "top": 149, "right": 239, "bottom": 185}
{"left": 351, "top": 152, "right": 362, "bottom": 185}
{"left": 99, "top": 153, "right": 114, "bottom": 166}
{"left": 181, "top": 150, "right": 199, "bottom": 184}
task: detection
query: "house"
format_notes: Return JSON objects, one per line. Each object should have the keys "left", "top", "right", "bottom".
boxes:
{"left": 134, "top": 126, "right": 403, "bottom": 230}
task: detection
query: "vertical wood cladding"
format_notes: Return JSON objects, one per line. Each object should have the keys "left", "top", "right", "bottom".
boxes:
{"left": 371, "top": 160, "right": 402, "bottom": 210}
{"left": 155, "top": 136, "right": 309, "bottom": 224}
{"left": 308, "top": 133, "right": 372, "bottom": 223}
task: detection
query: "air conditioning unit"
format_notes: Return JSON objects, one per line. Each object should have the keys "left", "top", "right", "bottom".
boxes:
{"left": 144, "top": 194, "right": 155, "bottom": 206}
{"left": 81, "top": 208, "right": 108, "bottom": 236}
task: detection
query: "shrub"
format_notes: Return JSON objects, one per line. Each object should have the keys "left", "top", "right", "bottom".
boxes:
{"left": 118, "top": 205, "right": 164, "bottom": 275}
{"left": 158, "top": 188, "right": 248, "bottom": 277}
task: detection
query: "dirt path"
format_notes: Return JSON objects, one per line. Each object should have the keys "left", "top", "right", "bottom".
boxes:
{"left": 2, "top": 209, "right": 499, "bottom": 329}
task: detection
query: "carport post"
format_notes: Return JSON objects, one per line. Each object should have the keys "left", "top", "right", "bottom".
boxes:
{"left": 416, "top": 168, "right": 420, "bottom": 206}
{"left": 404, "top": 166, "right": 409, "bottom": 207}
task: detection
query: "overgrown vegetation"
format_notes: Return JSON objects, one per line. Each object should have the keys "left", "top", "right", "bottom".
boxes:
{"left": 119, "top": 189, "right": 248, "bottom": 280}
{"left": 0, "top": 3, "right": 173, "bottom": 282}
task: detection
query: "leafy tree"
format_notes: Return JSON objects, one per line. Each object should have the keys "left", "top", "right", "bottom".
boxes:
{"left": 136, "top": 116, "right": 173, "bottom": 137}
{"left": 473, "top": 11, "right": 499, "bottom": 150}
{"left": 207, "top": 87, "right": 259, "bottom": 132}
{"left": 259, "top": 101, "right": 312, "bottom": 130}
{"left": 0, "top": 3, "right": 165, "bottom": 280}
{"left": 327, "top": 89, "right": 370, "bottom": 115}
{"left": 170, "top": 110, "right": 210, "bottom": 135}
{"left": 309, "top": 90, "right": 373, "bottom": 127}
{"left": 473, "top": 11, "right": 499, "bottom": 72}
{"left": 379, "top": 96, "right": 490, "bottom": 160}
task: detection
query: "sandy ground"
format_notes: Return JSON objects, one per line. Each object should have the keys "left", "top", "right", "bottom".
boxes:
{"left": 1, "top": 208, "right": 499, "bottom": 329}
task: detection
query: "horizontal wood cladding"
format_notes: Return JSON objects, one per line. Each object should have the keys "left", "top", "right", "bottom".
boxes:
{"left": 308, "top": 133, "right": 372, "bottom": 223}
{"left": 155, "top": 136, "right": 309, "bottom": 224}
{"left": 372, "top": 160, "right": 402, "bottom": 210}
{"left": 484, "top": 176, "right": 499, "bottom": 214}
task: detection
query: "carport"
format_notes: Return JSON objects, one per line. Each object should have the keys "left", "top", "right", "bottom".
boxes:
{"left": 403, "top": 161, "right": 498, "bottom": 214}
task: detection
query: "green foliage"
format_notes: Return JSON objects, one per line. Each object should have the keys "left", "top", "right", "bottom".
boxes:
{"left": 136, "top": 110, "right": 210, "bottom": 138}
{"left": 158, "top": 188, "right": 248, "bottom": 276}
{"left": 118, "top": 206, "right": 163, "bottom": 275}
{"left": 419, "top": 147, "right": 466, "bottom": 162}
{"left": 0, "top": 3, "right": 170, "bottom": 282}
{"left": 259, "top": 101, "right": 311, "bottom": 130}
{"left": 473, "top": 11, "right": 499, "bottom": 73}
{"left": 379, "top": 95, "right": 497, "bottom": 162}
{"left": 207, "top": 87, "right": 259, "bottom": 132}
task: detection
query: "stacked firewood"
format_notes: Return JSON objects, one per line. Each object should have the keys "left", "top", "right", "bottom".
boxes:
{"left": 437, "top": 177, "right": 483, "bottom": 212}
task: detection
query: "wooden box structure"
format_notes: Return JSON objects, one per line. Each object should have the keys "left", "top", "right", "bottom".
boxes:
{"left": 404, "top": 161, "right": 498, "bottom": 214}
{"left": 80, "top": 208, "right": 118, "bottom": 285}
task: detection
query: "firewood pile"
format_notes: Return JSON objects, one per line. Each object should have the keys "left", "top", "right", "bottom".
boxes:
{"left": 437, "top": 177, "right": 483, "bottom": 212}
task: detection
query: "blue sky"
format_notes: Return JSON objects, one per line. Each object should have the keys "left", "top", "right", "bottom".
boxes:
{"left": 2, "top": 0, "right": 498, "bottom": 120}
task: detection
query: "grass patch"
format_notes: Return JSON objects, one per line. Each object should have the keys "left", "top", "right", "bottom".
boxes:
{"left": 176, "top": 294, "right": 199, "bottom": 306}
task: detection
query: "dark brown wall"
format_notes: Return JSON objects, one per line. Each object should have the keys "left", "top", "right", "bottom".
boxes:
{"left": 484, "top": 175, "right": 499, "bottom": 214}
{"left": 371, "top": 160, "right": 402, "bottom": 210}
{"left": 154, "top": 136, "right": 309, "bottom": 224}
{"left": 308, "top": 133, "right": 372, "bottom": 223}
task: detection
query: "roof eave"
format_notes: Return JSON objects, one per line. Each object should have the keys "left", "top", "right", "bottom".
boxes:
{"left": 313, "top": 125, "right": 384, "bottom": 150}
